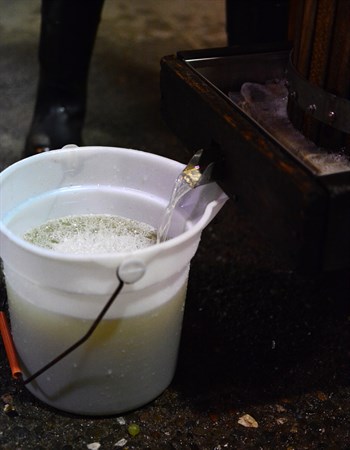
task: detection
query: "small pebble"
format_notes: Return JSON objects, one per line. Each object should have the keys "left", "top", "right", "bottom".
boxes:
{"left": 117, "top": 417, "right": 126, "bottom": 425}
{"left": 87, "top": 443, "right": 101, "bottom": 450}
{"left": 237, "top": 414, "right": 258, "bottom": 428}
{"left": 115, "top": 438, "right": 128, "bottom": 447}
{"left": 1, "top": 393, "right": 13, "bottom": 404}
{"left": 3, "top": 403, "right": 18, "bottom": 417}
{"left": 276, "top": 417, "right": 288, "bottom": 425}
{"left": 128, "top": 423, "right": 140, "bottom": 436}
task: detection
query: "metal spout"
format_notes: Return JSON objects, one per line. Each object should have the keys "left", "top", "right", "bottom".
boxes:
{"left": 181, "top": 149, "right": 214, "bottom": 189}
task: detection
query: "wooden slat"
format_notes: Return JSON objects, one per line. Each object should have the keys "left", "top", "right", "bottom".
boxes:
{"left": 325, "top": 0, "right": 350, "bottom": 97}
{"left": 288, "top": 0, "right": 350, "bottom": 150}
{"left": 308, "top": 0, "right": 337, "bottom": 88}
{"left": 294, "top": 0, "right": 318, "bottom": 77}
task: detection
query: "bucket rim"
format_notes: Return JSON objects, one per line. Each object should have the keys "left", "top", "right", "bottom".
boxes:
{"left": 0, "top": 146, "right": 226, "bottom": 263}
{"left": 0, "top": 146, "right": 185, "bottom": 179}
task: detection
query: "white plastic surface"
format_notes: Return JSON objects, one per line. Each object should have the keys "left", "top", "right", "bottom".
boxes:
{"left": 0, "top": 146, "right": 228, "bottom": 415}
{"left": 118, "top": 259, "right": 146, "bottom": 284}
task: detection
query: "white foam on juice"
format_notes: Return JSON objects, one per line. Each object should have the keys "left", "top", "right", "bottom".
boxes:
{"left": 23, "top": 214, "right": 157, "bottom": 255}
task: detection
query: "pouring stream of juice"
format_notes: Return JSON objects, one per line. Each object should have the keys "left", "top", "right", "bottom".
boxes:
{"left": 157, "top": 150, "right": 213, "bottom": 243}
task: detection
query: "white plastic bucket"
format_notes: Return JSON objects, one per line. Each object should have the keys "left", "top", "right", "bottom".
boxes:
{"left": 0, "top": 146, "right": 227, "bottom": 415}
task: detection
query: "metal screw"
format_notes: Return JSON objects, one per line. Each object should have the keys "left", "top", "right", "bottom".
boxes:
{"left": 328, "top": 110, "right": 336, "bottom": 124}
{"left": 306, "top": 104, "right": 317, "bottom": 114}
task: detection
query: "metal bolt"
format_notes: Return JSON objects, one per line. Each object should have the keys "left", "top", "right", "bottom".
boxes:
{"left": 289, "top": 90, "right": 297, "bottom": 100}
{"left": 306, "top": 104, "right": 317, "bottom": 114}
{"left": 328, "top": 110, "right": 336, "bottom": 124}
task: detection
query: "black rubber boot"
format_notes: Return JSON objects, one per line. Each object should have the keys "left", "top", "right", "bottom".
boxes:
{"left": 24, "top": 0, "right": 105, "bottom": 157}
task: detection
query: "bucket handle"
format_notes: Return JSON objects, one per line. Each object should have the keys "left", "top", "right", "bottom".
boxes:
{"left": 0, "top": 259, "right": 146, "bottom": 385}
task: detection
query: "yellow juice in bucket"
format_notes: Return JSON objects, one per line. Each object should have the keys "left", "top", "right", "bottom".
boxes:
{"left": 0, "top": 146, "right": 227, "bottom": 415}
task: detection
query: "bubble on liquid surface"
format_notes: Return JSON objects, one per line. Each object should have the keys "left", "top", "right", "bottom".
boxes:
{"left": 23, "top": 214, "right": 157, "bottom": 255}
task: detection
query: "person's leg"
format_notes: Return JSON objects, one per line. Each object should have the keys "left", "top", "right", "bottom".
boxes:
{"left": 24, "top": 0, "right": 105, "bottom": 157}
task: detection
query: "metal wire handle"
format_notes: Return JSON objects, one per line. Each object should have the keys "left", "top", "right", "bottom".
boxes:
{"left": 23, "top": 275, "right": 125, "bottom": 385}
{"left": 0, "top": 258, "right": 146, "bottom": 385}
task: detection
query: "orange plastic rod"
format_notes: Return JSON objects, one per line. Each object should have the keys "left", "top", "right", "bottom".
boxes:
{"left": 0, "top": 312, "right": 22, "bottom": 379}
